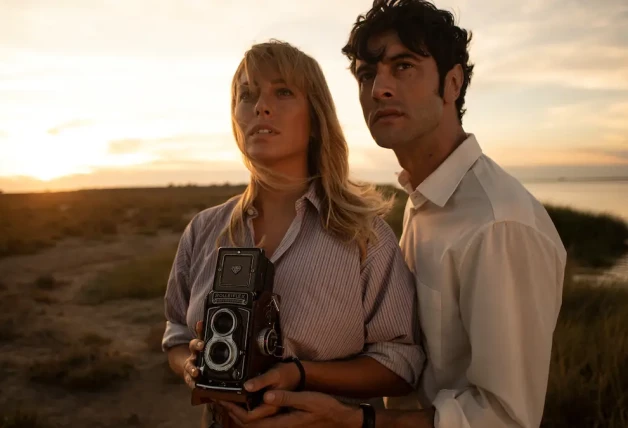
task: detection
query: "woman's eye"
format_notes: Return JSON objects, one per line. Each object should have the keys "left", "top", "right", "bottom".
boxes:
{"left": 238, "top": 91, "right": 251, "bottom": 101}
{"left": 277, "top": 88, "right": 293, "bottom": 96}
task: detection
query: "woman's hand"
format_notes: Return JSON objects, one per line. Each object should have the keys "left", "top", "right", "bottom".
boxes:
{"left": 183, "top": 321, "right": 205, "bottom": 389}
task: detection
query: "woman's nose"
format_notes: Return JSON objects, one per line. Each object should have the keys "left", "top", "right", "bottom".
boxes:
{"left": 255, "top": 96, "right": 271, "bottom": 117}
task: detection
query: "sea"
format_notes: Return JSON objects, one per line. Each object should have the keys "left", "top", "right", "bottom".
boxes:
{"left": 522, "top": 179, "right": 628, "bottom": 283}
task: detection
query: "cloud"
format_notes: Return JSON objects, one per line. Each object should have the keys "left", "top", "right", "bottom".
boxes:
{"left": 470, "top": 0, "right": 628, "bottom": 91}
{"left": 106, "top": 133, "right": 236, "bottom": 158}
{"left": 488, "top": 146, "right": 628, "bottom": 167}
{"left": 544, "top": 101, "right": 628, "bottom": 133}
{"left": 107, "top": 138, "right": 143, "bottom": 155}
{"left": 476, "top": 44, "right": 628, "bottom": 90}
{"left": 0, "top": 160, "right": 251, "bottom": 193}
{"left": 47, "top": 119, "right": 93, "bottom": 135}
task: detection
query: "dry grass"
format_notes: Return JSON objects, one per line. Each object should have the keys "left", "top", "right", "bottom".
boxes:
{"left": 29, "top": 344, "right": 134, "bottom": 391}
{"left": 78, "top": 247, "right": 177, "bottom": 304}
{"left": 0, "top": 185, "right": 246, "bottom": 259}
{"left": 0, "top": 407, "right": 52, "bottom": 428}
{"left": 0, "top": 296, "right": 33, "bottom": 343}
{"left": 542, "top": 280, "right": 628, "bottom": 427}
{"left": 145, "top": 323, "right": 166, "bottom": 353}
{"left": 33, "top": 275, "right": 56, "bottom": 290}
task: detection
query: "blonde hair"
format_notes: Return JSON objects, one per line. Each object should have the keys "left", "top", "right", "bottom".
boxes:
{"left": 218, "top": 40, "right": 393, "bottom": 257}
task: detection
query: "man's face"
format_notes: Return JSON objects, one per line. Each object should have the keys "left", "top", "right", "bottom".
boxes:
{"left": 355, "top": 31, "right": 443, "bottom": 150}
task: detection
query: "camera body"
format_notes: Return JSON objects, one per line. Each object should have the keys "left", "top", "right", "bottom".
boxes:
{"left": 191, "top": 247, "right": 283, "bottom": 410}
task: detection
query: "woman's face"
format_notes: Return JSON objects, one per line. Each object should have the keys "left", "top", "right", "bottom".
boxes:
{"left": 234, "top": 64, "right": 312, "bottom": 172}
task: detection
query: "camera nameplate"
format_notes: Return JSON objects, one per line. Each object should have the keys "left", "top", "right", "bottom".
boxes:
{"left": 212, "top": 292, "right": 249, "bottom": 306}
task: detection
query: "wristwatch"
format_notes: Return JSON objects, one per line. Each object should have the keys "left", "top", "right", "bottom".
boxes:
{"left": 359, "top": 403, "right": 375, "bottom": 428}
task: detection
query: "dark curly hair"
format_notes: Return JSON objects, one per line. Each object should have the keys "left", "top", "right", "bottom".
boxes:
{"left": 342, "top": 0, "right": 475, "bottom": 123}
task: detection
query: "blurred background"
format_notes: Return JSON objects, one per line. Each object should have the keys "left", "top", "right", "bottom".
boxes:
{"left": 0, "top": 1, "right": 626, "bottom": 427}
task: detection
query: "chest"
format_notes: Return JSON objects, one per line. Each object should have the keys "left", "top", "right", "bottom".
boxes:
{"left": 252, "top": 215, "right": 295, "bottom": 259}
{"left": 187, "top": 232, "right": 364, "bottom": 360}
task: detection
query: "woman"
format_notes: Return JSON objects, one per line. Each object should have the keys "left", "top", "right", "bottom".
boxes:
{"left": 161, "top": 40, "right": 424, "bottom": 427}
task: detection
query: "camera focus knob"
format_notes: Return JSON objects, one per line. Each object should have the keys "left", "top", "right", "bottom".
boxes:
{"left": 256, "top": 328, "right": 278, "bottom": 356}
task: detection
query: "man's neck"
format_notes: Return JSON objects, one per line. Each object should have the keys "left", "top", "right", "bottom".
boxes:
{"left": 394, "top": 125, "right": 468, "bottom": 190}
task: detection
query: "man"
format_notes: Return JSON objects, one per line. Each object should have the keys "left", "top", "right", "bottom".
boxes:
{"left": 221, "top": 0, "right": 567, "bottom": 426}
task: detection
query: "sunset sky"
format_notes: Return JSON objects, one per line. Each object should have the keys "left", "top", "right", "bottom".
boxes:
{"left": 1, "top": 0, "right": 627, "bottom": 193}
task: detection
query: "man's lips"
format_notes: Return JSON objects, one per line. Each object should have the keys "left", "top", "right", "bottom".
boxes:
{"left": 372, "top": 108, "right": 404, "bottom": 124}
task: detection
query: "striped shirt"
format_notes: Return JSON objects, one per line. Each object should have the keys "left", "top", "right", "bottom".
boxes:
{"left": 161, "top": 181, "right": 425, "bottom": 392}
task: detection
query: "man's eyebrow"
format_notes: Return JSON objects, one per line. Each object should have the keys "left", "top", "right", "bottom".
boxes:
{"left": 355, "top": 51, "right": 423, "bottom": 75}
{"left": 387, "top": 52, "right": 423, "bottom": 62}
{"left": 355, "top": 62, "right": 374, "bottom": 76}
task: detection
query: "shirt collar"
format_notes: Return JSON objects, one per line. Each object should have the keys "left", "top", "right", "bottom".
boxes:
{"left": 300, "top": 179, "right": 323, "bottom": 212}
{"left": 245, "top": 179, "right": 323, "bottom": 217}
{"left": 397, "top": 134, "right": 483, "bottom": 209}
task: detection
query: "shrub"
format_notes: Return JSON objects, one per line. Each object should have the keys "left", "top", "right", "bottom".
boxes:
{"left": 542, "top": 280, "right": 628, "bottom": 427}
{"left": 78, "top": 248, "right": 176, "bottom": 304}
{"left": 29, "top": 345, "right": 134, "bottom": 391}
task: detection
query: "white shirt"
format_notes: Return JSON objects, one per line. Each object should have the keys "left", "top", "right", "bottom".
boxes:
{"left": 394, "top": 134, "right": 567, "bottom": 428}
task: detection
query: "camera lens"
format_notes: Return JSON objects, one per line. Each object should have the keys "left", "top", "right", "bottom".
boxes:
{"left": 209, "top": 341, "right": 231, "bottom": 366}
{"left": 213, "top": 311, "right": 235, "bottom": 336}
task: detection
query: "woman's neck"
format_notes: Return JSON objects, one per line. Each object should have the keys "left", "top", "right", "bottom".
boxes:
{"left": 253, "top": 157, "right": 310, "bottom": 217}
{"left": 255, "top": 181, "right": 310, "bottom": 218}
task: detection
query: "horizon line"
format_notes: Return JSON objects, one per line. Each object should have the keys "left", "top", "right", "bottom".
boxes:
{"left": 2, "top": 176, "right": 628, "bottom": 195}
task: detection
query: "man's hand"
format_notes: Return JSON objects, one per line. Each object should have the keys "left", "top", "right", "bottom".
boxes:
{"left": 219, "top": 390, "right": 362, "bottom": 428}
{"left": 243, "top": 360, "right": 302, "bottom": 393}
{"left": 218, "top": 361, "right": 303, "bottom": 424}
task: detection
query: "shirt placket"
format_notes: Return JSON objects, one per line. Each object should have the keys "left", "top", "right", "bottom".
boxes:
{"left": 244, "top": 201, "right": 307, "bottom": 264}
{"left": 267, "top": 199, "right": 307, "bottom": 264}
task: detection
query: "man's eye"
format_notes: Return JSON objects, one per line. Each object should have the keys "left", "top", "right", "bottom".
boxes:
{"left": 358, "top": 72, "right": 374, "bottom": 83}
{"left": 397, "top": 62, "right": 413, "bottom": 70}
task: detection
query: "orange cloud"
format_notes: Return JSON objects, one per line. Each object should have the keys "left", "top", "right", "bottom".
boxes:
{"left": 491, "top": 147, "right": 628, "bottom": 167}
{"left": 107, "top": 138, "right": 143, "bottom": 154}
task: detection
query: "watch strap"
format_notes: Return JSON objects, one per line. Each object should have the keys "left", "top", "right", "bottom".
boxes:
{"left": 359, "top": 403, "right": 375, "bottom": 428}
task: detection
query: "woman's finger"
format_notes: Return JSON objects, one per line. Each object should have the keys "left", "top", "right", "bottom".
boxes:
{"left": 185, "top": 372, "right": 195, "bottom": 389}
{"left": 183, "top": 359, "right": 199, "bottom": 378}
{"left": 189, "top": 338, "right": 203, "bottom": 353}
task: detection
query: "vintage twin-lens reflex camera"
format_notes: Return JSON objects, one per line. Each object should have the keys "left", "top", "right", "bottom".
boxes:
{"left": 191, "top": 247, "right": 283, "bottom": 410}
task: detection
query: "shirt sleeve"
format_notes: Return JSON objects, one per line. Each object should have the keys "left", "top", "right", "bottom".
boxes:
{"left": 161, "top": 221, "right": 196, "bottom": 352}
{"left": 433, "top": 221, "right": 565, "bottom": 428}
{"left": 360, "top": 219, "right": 426, "bottom": 389}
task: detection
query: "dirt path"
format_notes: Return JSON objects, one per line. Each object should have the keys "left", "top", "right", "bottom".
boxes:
{"left": 0, "top": 232, "right": 205, "bottom": 428}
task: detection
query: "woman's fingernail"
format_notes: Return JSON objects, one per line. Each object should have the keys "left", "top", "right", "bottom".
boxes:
{"left": 244, "top": 382, "right": 252, "bottom": 391}
{"left": 265, "top": 392, "right": 275, "bottom": 402}
{"left": 197, "top": 342, "right": 203, "bottom": 349}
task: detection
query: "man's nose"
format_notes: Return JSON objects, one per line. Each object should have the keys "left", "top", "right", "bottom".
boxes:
{"left": 371, "top": 73, "right": 395, "bottom": 100}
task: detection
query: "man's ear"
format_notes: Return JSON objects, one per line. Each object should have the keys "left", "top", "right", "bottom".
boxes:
{"left": 444, "top": 64, "right": 463, "bottom": 104}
